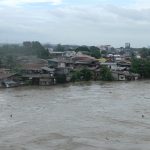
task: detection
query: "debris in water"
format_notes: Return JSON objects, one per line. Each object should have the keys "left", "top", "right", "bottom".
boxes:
{"left": 106, "top": 137, "right": 109, "bottom": 140}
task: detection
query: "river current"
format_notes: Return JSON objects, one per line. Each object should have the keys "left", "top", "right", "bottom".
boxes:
{"left": 0, "top": 80, "right": 150, "bottom": 150}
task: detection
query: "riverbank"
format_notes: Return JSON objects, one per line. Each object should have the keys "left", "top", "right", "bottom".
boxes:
{"left": 0, "top": 78, "right": 149, "bottom": 89}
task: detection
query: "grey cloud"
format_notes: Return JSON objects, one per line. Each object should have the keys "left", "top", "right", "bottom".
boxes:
{"left": 0, "top": 4, "right": 150, "bottom": 47}
{"left": 105, "top": 5, "right": 150, "bottom": 23}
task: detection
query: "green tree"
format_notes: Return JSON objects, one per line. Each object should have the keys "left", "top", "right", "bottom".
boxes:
{"left": 89, "top": 46, "right": 101, "bottom": 58}
{"left": 31, "top": 41, "right": 49, "bottom": 59}
{"left": 23, "top": 41, "right": 32, "bottom": 48}
{"left": 54, "top": 44, "right": 65, "bottom": 52}
{"left": 80, "top": 68, "right": 92, "bottom": 81}
{"left": 100, "top": 66, "right": 113, "bottom": 81}
{"left": 139, "top": 48, "right": 150, "bottom": 58}
{"left": 131, "top": 58, "right": 150, "bottom": 78}
{"left": 71, "top": 70, "right": 82, "bottom": 82}
{"left": 56, "top": 74, "right": 66, "bottom": 83}
{"left": 0, "top": 58, "right": 2, "bottom": 68}
{"left": 75, "top": 46, "right": 90, "bottom": 55}
{"left": 5, "top": 55, "right": 16, "bottom": 69}
{"left": 101, "top": 50, "right": 107, "bottom": 57}
{"left": 71, "top": 68, "right": 92, "bottom": 81}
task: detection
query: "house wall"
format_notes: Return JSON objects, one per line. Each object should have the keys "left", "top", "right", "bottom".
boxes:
{"left": 55, "top": 68, "right": 69, "bottom": 75}
{"left": 118, "top": 74, "right": 126, "bottom": 81}
{"left": 112, "top": 72, "right": 119, "bottom": 80}
{"left": 112, "top": 72, "right": 126, "bottom": 81}
{"left": 58, "top": 62, "right": 66, "bottom": 68}
{"left": 101, "top": 63, "right": 118, "bottom": 70}
{"left": 39, "top": 78, "right": 55, "bottom": 86}
{"left": 48, "top": 60, "right": 58, "bottom": 68}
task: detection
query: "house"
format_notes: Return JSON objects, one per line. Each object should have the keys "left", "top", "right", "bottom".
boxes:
{"left": 101, "top": 62, "right": 118, "bottom": 70}
{"left": 112, "top": 71, "right": 139, "bottom": 81}
{"left": 48, "top": 58, "right": 67, "bottom": 68}
{"left": 72, "top": 54, "right": 99, "bottom": 69}
{"left": 117, "top": 61, "right": 131, "bottom": 70}
{"left": 112, "top": 71, "right": 126, "bottom": 81}
{"left": 97, "top": 58, "right": 107, "bottom": 63}
{"left": 99, "top": 45, "right": 113, "bottom": 51}
{"left": 49, "top": 51, "right": 65, "bottom": 58}
{"left": 64, "top": 51, "right": 76, "bottom": 57}
{"left": 20, "top": 63, "right": 56, "bottom": 86}
{"left": 48, "top": 58, "right": 74, "bottom": 69}
{"left": 0, "top": 69, "right": 19, "bottom": 88}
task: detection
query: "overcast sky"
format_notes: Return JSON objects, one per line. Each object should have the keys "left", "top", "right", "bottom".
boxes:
{"left": 0, "top": 0, "right": 150, "bottom": 47}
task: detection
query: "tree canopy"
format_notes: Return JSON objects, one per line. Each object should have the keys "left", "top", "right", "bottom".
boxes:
{"left": 75, "top": 46, "right": 101, "bottom": 58}
{"left": 0, "top": 41, "right": 49, "bottom": 59}
{"left": 139, "top": 48, "right": 150, "bottom": 58}
{"left": 71, "top": 68, "right": 92, "bottom": 81}
{"left": 54, "top": 44, "right": 65, "bottom": 52}
{"left": 100, "top": 66, "right": 114, "bottom": 81}
{"left": 131, "top": 58, "right": 150, "bottom": 78}
{"left": 89, "top": 46, "right": 101, "bottom": 59}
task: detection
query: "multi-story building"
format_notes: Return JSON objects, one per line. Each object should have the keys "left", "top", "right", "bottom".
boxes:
{"left": 125, "top": 43, "right": 131, "bottom": 49}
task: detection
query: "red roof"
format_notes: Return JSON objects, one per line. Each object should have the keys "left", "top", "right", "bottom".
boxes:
{"left": 21, "top": 63, "right": 47, "bottom": 70}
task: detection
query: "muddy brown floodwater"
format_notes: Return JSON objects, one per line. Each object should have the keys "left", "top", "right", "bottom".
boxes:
{"left": 0, "top": 80, "right": 150, "bottom": 150}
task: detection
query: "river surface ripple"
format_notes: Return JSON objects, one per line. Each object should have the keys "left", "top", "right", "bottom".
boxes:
{"left": 0, "top": 80, "right": 150, "bottom": 150}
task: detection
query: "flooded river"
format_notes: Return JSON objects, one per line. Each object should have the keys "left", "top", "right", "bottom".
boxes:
{"left": 0, "top": 80, "right": 150, "bottom": 150}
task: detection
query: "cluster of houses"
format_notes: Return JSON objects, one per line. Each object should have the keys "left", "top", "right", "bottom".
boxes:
{"left": 99, "top": 53, "right": 139, "bottom": 81}
{"left": 0, "top": 48, "right": 140, "bottom": 88}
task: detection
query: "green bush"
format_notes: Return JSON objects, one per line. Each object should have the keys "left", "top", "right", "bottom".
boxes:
{"left": 71, "top": 68, "right": 92, "bottom": 82}
{"left": 100, "top": 66, "right": 114, "bottom": 81}
{"left": 131, "top": 58, "right": 150, "bottom": 78}
{"left": 80, "top": 68, "right": 92, "bottom": 81}
{"left": 71, "top": 70, "right": 82, "bottom": 82}
{"left": 56, "top": 74, "right": 67, "bottom": 83}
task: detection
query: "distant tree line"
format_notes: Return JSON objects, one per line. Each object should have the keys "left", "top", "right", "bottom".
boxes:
{"left": 75, "top": 46, "right": 101, "bottom": 59}
{"left": 54, "top": 44, "right": 101, "bottom": 59}
{"left": 0, "top": 41, "right": 49, "bottom": 68}
{"left": 0, "top": 41, "right": 49, "bottom": 58}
